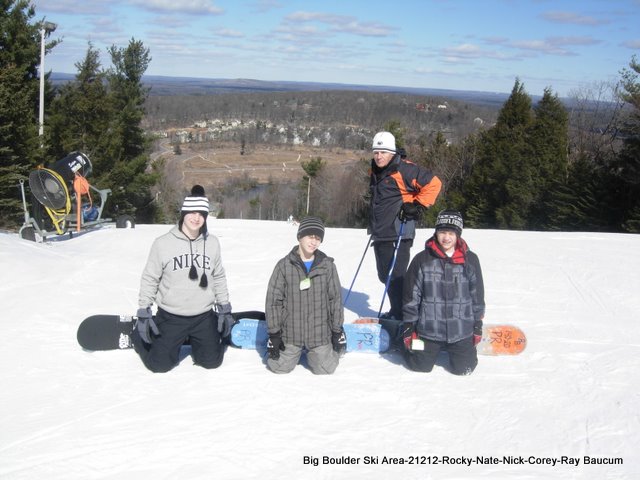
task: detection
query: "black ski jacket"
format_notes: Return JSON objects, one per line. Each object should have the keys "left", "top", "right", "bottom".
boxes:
{"left": 402, "top": 237, "right": 485, "bottom": 343}
{"left": 368, "top": 154, "right": 442, "bottom": 242}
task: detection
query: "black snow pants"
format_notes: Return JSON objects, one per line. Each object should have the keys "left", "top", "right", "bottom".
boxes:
{"left": 133, "top": 307, "right": 224, "bottom": 373}
{"left": 373, "top": 239, "right": 412, "bottom": 320}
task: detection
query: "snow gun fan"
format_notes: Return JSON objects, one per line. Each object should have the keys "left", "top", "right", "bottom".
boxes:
{"left": 28, "top": 152, "right": 93, "bottom": 235}
{"left": 19, "top": 151, "right": 125, "bottom": 242}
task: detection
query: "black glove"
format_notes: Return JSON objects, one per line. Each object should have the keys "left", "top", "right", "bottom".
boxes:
{"left": 398, "top": 202, "right": 420, "bottom": 222}
{"left": 401, "top": 322, "right": 418, "bottom": 351}
{"left": 473, "top": 321, "right": 483, "bottom": 346}
{"left": 331, "top": 327, "right": 347, "bottom": 356}
{"left": 136, "top": 307, "right": 160, "bottom": 344}
{"left": 216, "top": 303, "right": 235, "bottom": 338}
{"left": 267, "top": 331, "right": 285, "bottom": 360}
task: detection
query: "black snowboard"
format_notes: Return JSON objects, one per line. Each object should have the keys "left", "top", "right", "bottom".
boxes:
{"left": 77, "top": 311, "right": 265, "bottom": 351}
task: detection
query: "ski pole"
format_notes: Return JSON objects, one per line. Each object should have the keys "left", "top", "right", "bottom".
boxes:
{"left": 377, "top": 221, "right": 405, "bottom": 318}
{"left": 344, "top": 234, "right": 372, "bottom": 306}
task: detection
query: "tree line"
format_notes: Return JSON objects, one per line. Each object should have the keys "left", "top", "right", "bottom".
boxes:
{"left": 418, "top": 71, "right": 640, "bottom": 233}
{"left": 1, "top": 0, "right": 638, "bottom": 233}
{"left": 201, "top": 70, "right": 640, "bottom": 234}
{"left": 145, "top": 89, "right": 497, "bottom": 150}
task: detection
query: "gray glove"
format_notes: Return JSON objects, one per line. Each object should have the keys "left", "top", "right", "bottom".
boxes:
{"left": 216, "top": 303, "right": 234, "bottom": 338}
{"left": 136, "top": 307, "right": 160, "bottom": 344}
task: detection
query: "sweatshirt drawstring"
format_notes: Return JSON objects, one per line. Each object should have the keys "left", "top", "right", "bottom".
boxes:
{"left": 199, "top": 240, "right": 208, "bottom": 288}
{"left": 187, "top": 236, "right": 208, "bottom": 288}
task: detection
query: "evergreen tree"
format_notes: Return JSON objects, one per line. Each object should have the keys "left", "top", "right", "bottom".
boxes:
{"left": 106, "top": 39, "right": 151, "bottom": 163}
{"left": 546, "top": 157, "right": 609, "bottom": 231}
{"left": 0, "top": 63, "right": 36, "bottom": 227}
{"left": 0, "top": 1, "right": 56, "bottom": 228}
{"left": 464, "top": 79, "right": 533, "bottom": 228}
{"left": 530, "top": 87, "right": 569, "bottom": 228}
{"left": 614, "top": 56, "right": 640, "bottom": 232}
{"left": 99, "top": 39, "right": 156, "bottom": 221}
{"left": 46, "top": 40, "right": 157, "bottom": 222}
{"left": 47, "top": 44, "right": 112, "bottom": 163}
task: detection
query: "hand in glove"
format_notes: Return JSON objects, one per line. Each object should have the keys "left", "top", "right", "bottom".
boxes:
{"left": 136, "top": 307, "right": 160, "bottom": 344}
{"left": 267, "top": 331, "right": 285, "bottom": 360}
{"left": 398, "top": 202, "right": 421, "bottom": 222}
{"left": 216, "top": 303, "right": 235, "bottom": 338}
{"left": 473, "top": 322, "right": 483, "bottom": 346}
{"left": 331, "top": 327, "right": 347, "bottom": 356}
{"left": 402, "top": 322, "right": 418, "bottom": 351}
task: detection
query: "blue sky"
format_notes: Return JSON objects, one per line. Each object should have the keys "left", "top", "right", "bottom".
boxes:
{"left": 35, "top": 0, "right": 640, "bottom": 97}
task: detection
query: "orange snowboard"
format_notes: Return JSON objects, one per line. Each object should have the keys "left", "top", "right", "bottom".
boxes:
{"left": 478, "top": 324, "right": 527, "bottom": 355}
{"left": 353, "top": 318, "right": 526, "bottom": 356}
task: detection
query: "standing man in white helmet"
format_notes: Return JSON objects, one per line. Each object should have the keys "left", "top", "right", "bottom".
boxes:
{"left": 368, "top": 131, "right": 442, "bottom": 320}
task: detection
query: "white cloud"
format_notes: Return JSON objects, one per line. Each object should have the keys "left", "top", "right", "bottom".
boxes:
{"left": 250, "top": 0, "right": 283, "bottom": 14}
{"left": 509, "top": 36, "right": 599, "bottom": 56}
{"left": 621, "top": 39, "right": 640, "bottom": 49}
{"left": 547, "top": 36, "right": 601, "bottom": 47}
{"left": 131, "top": 0, "right": 224, "bottom": 15}
{"left": 216, "top": 29, "right": 245, "bottom": 38}
{"left": 541, "top": 11, "right": 610, "bottom": 26}
{"left": 34, "top": 0, "right": 111, "bottom": 15}
{"left": 440, "top": 43, "right": 521, "bottom": 62}
{"left": 284, "top": 11, "right": 394, "bottom": 38}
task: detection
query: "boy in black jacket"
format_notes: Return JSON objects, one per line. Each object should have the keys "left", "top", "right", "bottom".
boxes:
{"left": 401, "top": 210, "right": 485, "bottom": 375}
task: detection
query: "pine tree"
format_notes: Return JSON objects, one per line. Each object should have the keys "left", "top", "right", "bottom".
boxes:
{"left": 0, "top": 1, "right": 54, "bottom": 228}
{"left": 546, "top": 157, "right": 610, "bottom": 231}
{"left": 464, "top": 79, "right": 534, "bottom": 228}
{"left": 47, "top": 44, "right": 112, "bottom": 165}
{"left": 615, "top": 56, "right": 640, "bottom": 232}
{"left": 98, "top": 38, "right": 156, "bottom": 221}
{"left": 529, "top": 87, "right": 569, "bottom": 228}
{"left": 105, "top": 39, "right": 151, "bottom": 163}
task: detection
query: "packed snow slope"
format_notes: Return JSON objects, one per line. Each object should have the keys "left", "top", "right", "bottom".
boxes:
{"left": 1, "top": 219, "right": 638, "bottom": 479}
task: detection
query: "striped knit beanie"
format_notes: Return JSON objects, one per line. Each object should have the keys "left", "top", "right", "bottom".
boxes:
{"left": 181, "top": 185, "right": 210, "bottom": 216}
{"left": 297, "top": 216, "right": 325, "bottom": 241}
{"left": 180, "top": 185, "right": 209, "bottom": 236}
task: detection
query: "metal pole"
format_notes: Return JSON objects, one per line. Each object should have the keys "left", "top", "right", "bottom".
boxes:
{"left": 39, "top": 27, "right": 45, "bottom": 143}
{"left": 343, "top": 235, "right": 372, "bottom": 306}
{"left": 19, "top": 180, "right": 30, "bottom": 225}
{"left": 377, "top": 221, "right": 406, "bottom": 318}
{"left": 38, "top": 22, "right": 56, "bottom": 148}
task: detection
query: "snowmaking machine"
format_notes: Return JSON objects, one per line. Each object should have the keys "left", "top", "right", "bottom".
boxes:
{"left": 19, "top": 151, "right": 134, "bottom": 242}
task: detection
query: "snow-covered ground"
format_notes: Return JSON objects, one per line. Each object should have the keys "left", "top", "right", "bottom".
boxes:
{"left": 1, "top": 219, "right": 638, "bottom": 479}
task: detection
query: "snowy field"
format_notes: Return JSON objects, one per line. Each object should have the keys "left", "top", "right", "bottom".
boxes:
{"left": 1, "top": 219, "right": 638, "bottom": 479}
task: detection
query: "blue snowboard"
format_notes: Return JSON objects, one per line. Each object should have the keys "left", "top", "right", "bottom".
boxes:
{"left": 230, "top": 319, "right": 390, "bottom": 353}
